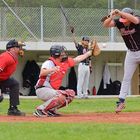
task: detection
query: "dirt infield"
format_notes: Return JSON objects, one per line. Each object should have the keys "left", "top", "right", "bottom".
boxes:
{"left": 0, "top": 112, "right": 140, "bottom": 123}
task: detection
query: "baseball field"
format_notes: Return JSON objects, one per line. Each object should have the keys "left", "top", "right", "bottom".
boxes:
{"left": 1, "top": 97, "right": 140, "bottom": 140}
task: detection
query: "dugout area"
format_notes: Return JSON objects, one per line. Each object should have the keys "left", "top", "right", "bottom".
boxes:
{"left": 0, "top": 41, "right": 138, "bottom": 96}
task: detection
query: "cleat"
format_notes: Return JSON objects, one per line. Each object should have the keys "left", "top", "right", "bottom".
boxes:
{"left": 47, "top": 110, "right": 61, "bottom": 117}
{"left": 115, "top": 102, "right": 125, "bottom": 113}
{"left": 8, "top": 108, "right": 25, "bottom": 116}
{"left": 33, "top": 109, "right": 47, "bottom": 117}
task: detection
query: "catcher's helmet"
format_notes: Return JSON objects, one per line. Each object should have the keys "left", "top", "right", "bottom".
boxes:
{"left": 6, "top": 39, "right": 26, "bottom": 50}
{"left": 50, "top": 45, "right": 66, "bottom": 57}
{"left": 121, "top": 7, "right": 133, "bottom": 15}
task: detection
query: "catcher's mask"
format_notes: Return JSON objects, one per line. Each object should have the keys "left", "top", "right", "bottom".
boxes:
{"left": 6, "top": 39, "right": 26, "bottom": 57}
{"left": 50, "top": 45, "right": 68, "bottom": 62}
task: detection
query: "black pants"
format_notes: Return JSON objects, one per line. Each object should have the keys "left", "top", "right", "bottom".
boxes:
{"left": 0, "top": 78, "right": 20, "bottom": 107}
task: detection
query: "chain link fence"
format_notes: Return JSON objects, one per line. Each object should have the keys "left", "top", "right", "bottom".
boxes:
{"left": 0, "top": 7, "right": 140, "bottom": 42}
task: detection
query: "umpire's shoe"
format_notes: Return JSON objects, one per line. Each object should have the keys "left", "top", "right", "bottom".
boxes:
{"left": 115, "top": 101, "right": 125, "bottom": 113}
{"left": 7, "top": 107, "right": 26, "bottom": 116}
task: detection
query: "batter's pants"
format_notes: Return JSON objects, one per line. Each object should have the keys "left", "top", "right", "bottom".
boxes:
{"left": 119, "top": 50, "right": 140, "bottom": 99}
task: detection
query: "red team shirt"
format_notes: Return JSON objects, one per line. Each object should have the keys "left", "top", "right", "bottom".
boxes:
{"left": 0, "top": 51, "right": 18, "bottom": 81}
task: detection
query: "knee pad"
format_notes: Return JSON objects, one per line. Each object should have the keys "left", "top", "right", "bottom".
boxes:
{"left": 53, "top": 89, "right": 75, "bottom": 110}
{"left": 64, "top": 89, "right": 75, "bottom": 104}
{"left": 44, "top": 94, "right": 66, "bottom": 111}
{"left": 44, "top": 90, "right": 75, "bottom": 111}
{"left": 58, "top": 89, "right": 75, "bottom": 98}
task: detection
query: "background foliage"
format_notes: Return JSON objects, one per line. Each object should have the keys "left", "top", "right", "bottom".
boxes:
{"left": 0, "top": 0, "right": 140, "bottom": 9}
{"left": 0, "top": 0, "right": 140, "bottom": 42}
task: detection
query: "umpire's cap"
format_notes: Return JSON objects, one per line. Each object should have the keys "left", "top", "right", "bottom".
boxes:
{"left": 119, "top": 7, "right": 134, "bottom": 23}
{"left": 6, "top": 39, "right": 26, "bottom": 50}
{"left": 82, "top": 36, "right": 90, "bottom": 41}
{"left": 50, "top": 45, "right": 66, "bottom": 57}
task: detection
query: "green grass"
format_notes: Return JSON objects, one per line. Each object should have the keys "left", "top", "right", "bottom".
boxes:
{"left": 1, "top": 97, "right": 140, "bottom": 140}
{"left": 1, "top": 97, "right": 140, "bottom": 114}
{"left": 0, "top": 123, "right": 140, "bottom": 140}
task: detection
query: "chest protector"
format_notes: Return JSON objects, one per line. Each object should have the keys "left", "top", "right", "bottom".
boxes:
{"left": 49, "top": 57, "right": 70, "bottom": 89}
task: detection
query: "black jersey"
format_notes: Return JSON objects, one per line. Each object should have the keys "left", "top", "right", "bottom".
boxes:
{"left": 75, "top": 43, "right": 91, "bottom": 64}
{"left": 114, "top": 16, "right": 140, "bottom": 51}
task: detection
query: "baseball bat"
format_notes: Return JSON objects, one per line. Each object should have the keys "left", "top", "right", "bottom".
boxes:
{"left": 60, "top": 4, "right": 71, "bottom": 25}
{"left": 60, "top": 4, "right": 74, "bottom": 33}
{"left": 101, "top": 11, "right": 119, "bottom": 22}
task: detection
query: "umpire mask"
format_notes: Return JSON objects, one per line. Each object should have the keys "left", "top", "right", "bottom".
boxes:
{"left": 6, "top": 39, "right": 26, "bottom": 57}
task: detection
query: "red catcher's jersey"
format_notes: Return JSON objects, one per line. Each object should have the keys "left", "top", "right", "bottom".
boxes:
{"left": 36, "top": 57, "right": 75, "bottom": 90}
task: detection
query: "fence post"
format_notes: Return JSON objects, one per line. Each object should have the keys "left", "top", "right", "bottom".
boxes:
{"left": 41, "top": 5, "right": 44, "bottom": 42}
{"left": 108, "top": 0, "right": 115, "bottom": 42}
{"left": 110, "top": 0, "right": 115, "bottom": 42}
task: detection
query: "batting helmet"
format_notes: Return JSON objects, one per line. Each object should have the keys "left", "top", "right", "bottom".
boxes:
{"left": 119, "top": 8, "right": 134, "bottom": 23}
{"left": 121, "top": 7, "right": 134, "bottom": 15}
{"left": 6, "top": 39, "right": 26, "bottom": 50}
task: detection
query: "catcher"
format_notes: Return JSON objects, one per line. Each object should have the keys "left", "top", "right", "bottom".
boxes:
{"left": 34, "top": 44, "right": 96, "bottom": 117}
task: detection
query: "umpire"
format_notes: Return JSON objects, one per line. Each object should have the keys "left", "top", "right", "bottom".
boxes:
{"left": 0, "top": 39, "right": 26, "bottom": 116}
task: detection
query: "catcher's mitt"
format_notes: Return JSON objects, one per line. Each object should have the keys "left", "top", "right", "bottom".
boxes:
{"left": 90, "top": 39, "right": 101, "bottom": 56}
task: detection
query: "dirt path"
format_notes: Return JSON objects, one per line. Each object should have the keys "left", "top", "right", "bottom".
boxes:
{"left": 0, "top": 112, "right": 140, "bottom": 124}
